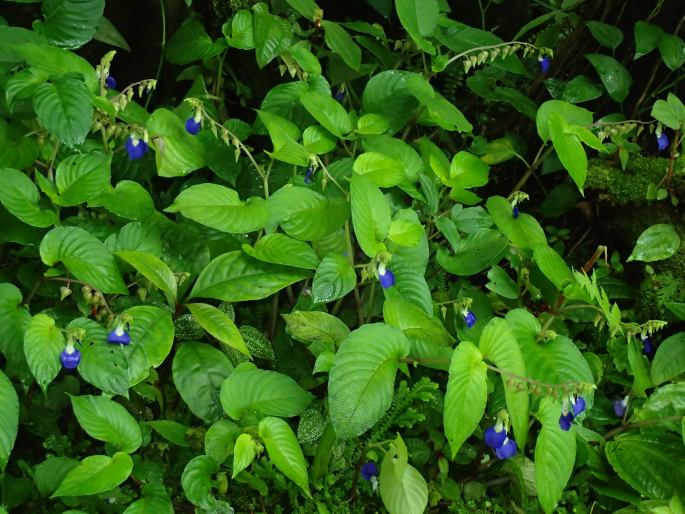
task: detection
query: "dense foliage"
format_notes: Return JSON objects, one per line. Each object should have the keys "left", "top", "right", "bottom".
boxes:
{"left": 0, "top": 0, "right": 684, "bottom": 512}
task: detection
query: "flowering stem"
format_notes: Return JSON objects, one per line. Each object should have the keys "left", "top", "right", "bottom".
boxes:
{"left": 145, "top": 0, "right": 166, "bottom": 110}
{"left": 443, "top": 41, "right": 544, "bottom": 69}
{"left": 603, "top": 416, "right": 683, "bottom": 441}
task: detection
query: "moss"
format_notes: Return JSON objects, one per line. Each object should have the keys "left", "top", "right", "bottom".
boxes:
{"left": 586, "top": 155, "right": 685, "bottom": 204}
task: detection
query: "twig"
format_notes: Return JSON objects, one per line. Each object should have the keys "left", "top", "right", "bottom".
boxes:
{"left": 603, "top": 415, "right": 683, "bottom": 440}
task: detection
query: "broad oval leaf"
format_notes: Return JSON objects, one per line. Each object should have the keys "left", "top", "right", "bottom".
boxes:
{"left": 0, "top": 370, "right": 18, "bottom": 471}
{"left": 146, "top": 108, "right": 206, "bottom": 177}
{"left": 281, "top": 310, "right": 350, "bottom": 350}
{"left": 328, "top": 323, "right": 411, "bottom": 439}
{"left": 166, "top": 19, "right": 226, "bottom": 65}
{"left": 651, "top": 332, "right": 685, "bottom": 385}
{"left": 122, "top": 484, "right": 174, "bottom": 514}
{"left": 300, "top": 88, "right": 351, "bottom": 137}
{"left": 220, "top": 364, "right": 313, "bottom": 419}
{"left": 181, "top": 455, "right": 218, "bottom": 509}
{"left": 173, "top": 342, "right": 233, "bottom": 424}
{"left": 353, "top": 152, "right": 405, "bottom": 187}
{"left": 187, "top": 303, "right": 250, "bottom": 356}
{"left": 479, "top": 318, "right": 528, "bottom": 448}
{"left": 232, "top": 433, "right": 258, "bottom": 478}
{"left": 311, "top": 254, "right": 356, "bottom": 304}
{"left": 205, "top": 419, "right": 241, "bottom": 464}
{"left": 585, "top": 53, "right": 632, "bottom": 103}
{"left": 165, "top": 183, "right": 268, "bottom": 234}
{"left": 436, "top": 229, "right": 508, "bottom": 276}
{"left": 321, "top": 20, "right": 361, "bottom": 70}
{"left": 0, "top": 167, "right": 57, "bottom": 227}
{"left": 379, "top": 438, "right": 428, "bottom": 514}
{"left": 627, "top": 224, "right": 681, "bottom": 262}
{"left": 253, "top": 12, "right": 293, "bottom": 68}
{"left": 190, "top": 251, "right": 310, "bottom": 302}
{"left": 24, "top": 314, "right": 65, "bottom": 392}
{"left": 33, "top": 74, "right": 93, "bottom": 146}
{"left": 52, "top": 452, "right": 133, "bottom": 497}
{"left": 351, "top": 173, "right": 391, "bottom": 258}
{"left": 443, "top": 341, "right": 487, "bottom": 458}
{"left": 115, "top": 251, "right": 177, "bottom": 306}
{"left": 258, "top": 416, "right": 310, "bottom": 496}
{"left": 606, "top": 433, "right": 685, "bottom": 500}
{"left": 70, "top": 395, "right": 142, "bottom": 453}
{"left": 40, "top": 226, "right": 127, "bottom": 294}
{"left": 41, "top": 0, "right": 105, "bottom": 49}
{"left": 242, "top": 233, "right": 320, "bottom": 270}
{"left": 55, "top": 153, "right": 111, "bottom": 207}
{"left": 535, "top": 398, "right": 576, "bottom": 514}
{"left": 486, "top": 196, "right": 546, "bottom": 249}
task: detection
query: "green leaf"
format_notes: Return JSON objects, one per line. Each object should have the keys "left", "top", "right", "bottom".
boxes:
{"left": 88, "top": 180, "right": 155, "bottom": 221}
{"left": 436, "top": 229, "right": 508, "bottom": 276}
{"left": 606, "top": 434, "right": 685, "bottom": 499}
{"left": 243, "top": 233, "right": 320, "bottom": 270}
{"left": 302, "top": 125, "right": 336, "bottom": 154}
{"left": 448, "top": 151, "right": 489, "bottom": 189}
{"left": 634, "top": 21, "right": 664, "bottom": 59}
{"left": 40, "top": 226, "right": 127, "bottom": 294}
{"left": 122, "top": 484, "right": 173, "bottom": 514}
{"left": 187, "top": 303, "right": 250, "bottom": 357}
{"left": 173, "top": 342, "right": 233, "bottom": 424}
{"left": 115, "top": 250, "right": 176, "bottom": 306}
{"left": 328, "top": 323, "right": 411, "bottom": 439}
{"left": 548, "top": 113, "right": 589, "bottom": 190}
{"left": 105, "top": 221, "right": 161, "bottom": 255}
{"left": 353, "top": 152, "right": 405, "bottom": 187}
{"left": 533, "top": 245, "right": 575, "bottom": 290}
{"left": 145, "top": 420, "right": 190, "bottom": 447}
{"left": 299, "top": 88, "right": 351, "bottom": 137}
{"left": 351, "top": 173, "right": 391, "bottom": 258}
{"left": 190, "top": 251, "right": 310, "bottom": 302}
{"left": 281, "top": 310, "right": 350, "bottom": 350}
{"left": 651, "top": 332, "right": 685, "bottom": 385}
{"left": 146, "top": 108, "right": 205, "bottom": 177}
{"left": 165, "top": 183, "right": 268, "bottom": 234}
{"left": 33, "top": 457, "right": 79, "bottom": 497}
{"left": 486, "top": 265, "right": 519, "bottom": 299}
{"left": 120, "top": 305, "right": 175, "bottom": 386}
{"left": 536, "top": 100, "right": 593, "bottom": 142}
{"left": 0, "top": 168, "right": 57, "bottom": 227}
{"left": 587, "top": 21, "right": 623, "bottom": 49}
{"left": 321, "top": 20, "right": 361, "bottom": 70}
{"left": 561, "top": 75, "right": 604, "bottom": 104}
{"left": 205, "top": 419, "right": 241, "bottom": 464}
{"left": 395, "top": 0, "right": 438, "bottom": 52}
{"left": 52, "top": 452, "right": 133, "bottom": 497}
{"left": 93, "top": 16, "right": 130, "bottom": 51}
{"left": 627, "top": 224, "right": 681, "bottom": 262}
{"left": 257, "top": 109, "right": 309, "bottom": 166}
{"left": 220, "top": 364, "right": 313, "bottom": 419}
{"left": 166, "top": 19, "right": 226, "bottom": 65}
{"left": 23, "top": 314, "right": 65, "bottom": 392}
{"left": 632, "top": 383, "right": 685, "bottom": 426}
{"left": 535, "top": 398, "right": 576, "bottom": 514}
{"left": 479, "top": 318, "right": 528, "bottom": 448}
{"left": 223, "top": 10, "right": 254, "bottom": 50}
{"left": 362, "top": 71, "right": 420, "bottom": 134}
{"left": 443, "top": 341, "right": 487, "bottom": 458}
{"left": 388, "top": 219, "right": 423, "bottom": 247}
{"left": 658, "top": 34, "right": 685, "bottom": 70}
{"left": 357, "top": 113, "right": 390, "bottom": 135}
{"left": 585, "top": 54, "right": 632, "bottom": 103}
{"left": 232, "top": 433, "right": 258, "bottom": 478}
{"left": 379, "top": 437, "right": 428, "bottom": 514}
{"left": 651, "top": 93, "right": 685, "bottom": 130}
{"left": 0, "top": 119, "right": 40, "bottom": 170}
{"left": 285, "top": 0, "right": 318, "bottom": 20}
{"left": 267, "top": 185, "right": 350, "bottom": 240}
{"left": 41, "top": 0, "right": 105, "bottom": 49}
{"left": 363, "top": 134, "right": 424, "bottom": 182}
{"left": 33, "top": 74, "right": 92, "bottom": 146}
{"left": 181, "top": 455, "right": 218, "bottom": 509}
{"left": 70, "top": 395, "right": 142, "bottom": 453}
{"left": 487, "top": 196, "right": 546, "bottom": 249}
{"left": 383, "top": 288, "right": 453, "bottom": 346}
{"left": 0, "top": 284, "right": 31, "bottom": 385}
{"left": 54, "top": 153, "right": 111, "bottom": 207}
{"left": 311, "top": 254, "right": 356, "bottom": 303}
{"left": 258, "top": 416, "right": 310, "bottom": 496}
{"left": 253, "top": 11, "right": 293, "bottom": 68}
{"left": 0, "top": 370, "right": 18, "bottom": 471}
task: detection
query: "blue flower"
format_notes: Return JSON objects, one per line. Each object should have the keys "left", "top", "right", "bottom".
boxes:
{"left": 657, "top": 132, "right": 669, "bottom": 152}
{"left": 304, "top": 166, "right": 315, "bottom": 185}
{"left": 61, "top": 347, "right": 81, "bottom": 369}
{"left": 559, "top": 411, "right": 574, "bottom": 431}
{"left": 539, "top": 56, "right": 551, "bottom": 75}
{"left": 613, "top": 397, "right": 628, "bottom": 418}
{"left": 360, "top": 461, "right": 378, "bottom": 481}
{"left": 484, "top": 425, "right": 507, "bottom": 449}
{"left": 571, "top": 395, "right": 586, "bottom": 417}
{"left": 378, "top": 267, "right": 396, "bottom": 289}
{"left": 108, "top": 325, "right": 131, "bottom": 345}
{"left": 125, "top": 137, "right": 148, "bottom": 161}
{"left": 641, "top": 335, "right": 654, "bottom": 356}
{"left": 105, "top": 75, "right": 117, "bottom": 89}
{"left": 333, "top": 86, "right": 346, "bottom": 102}
{"left": 512, "top": 206, "right": 520, "bottom": 219}
{"left": 463, "top": 310, "right": 477, "bottom": 328}
{"left": 494, "top": 437, "right": 517, "bottom": 459}
{"left": 185, "top": 116, "right": 202, "bottom": 135}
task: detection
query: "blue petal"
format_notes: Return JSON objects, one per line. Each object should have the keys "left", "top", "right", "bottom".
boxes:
{"left": 559, "top": 412, "right": 574, "bottom": 431}
{"left": 464, "top": 310, "right": 477, "bottom": 328}
{"left": 125, "top": 137, "right": 148, "bottom": 161}
{"left": 572, "top": 396, "right": 586, "bottom": 416}
{"left": 105, "top": 75, "right": 117, "bottom": 89}
{"left": 379, "top": 269, "right": 396, "bottom": 289}
{"left": 360, "top": 461, "right": 378, "bottom": 481}
{"left": 495, "top": 438, "right": 517, "bottom": 459}
{"left": 484, "top": 426, "right": 507, "bottom": 449}
{"left": 185, "top": 117, "right": 202, "bottom": 135}
{"left": 108, "top": 329, "right": 131, "bottom": 345}
{"left": 61, "top": 349, "right": 81, "bottom": 369}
